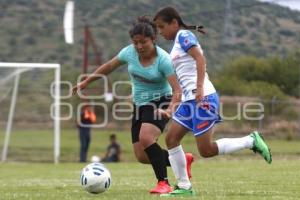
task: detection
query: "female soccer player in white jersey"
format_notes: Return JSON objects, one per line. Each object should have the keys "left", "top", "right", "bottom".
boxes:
{"left": 153, "top": 7, "right": 272, "bottom": 197}
{"left": 72, "top": 16, "right": 195, "bottom": 195}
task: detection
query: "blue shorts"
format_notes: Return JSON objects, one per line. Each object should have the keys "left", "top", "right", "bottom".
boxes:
{"left": 172, "top": 92, "right": 222, "bottom": 136}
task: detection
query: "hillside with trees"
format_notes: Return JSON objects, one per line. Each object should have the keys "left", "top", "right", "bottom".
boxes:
{"left": 0, "top": 0, "right": 300, "bottom": 73}
{"left": 0, "top": 0, "right": 299, "bottom": 134}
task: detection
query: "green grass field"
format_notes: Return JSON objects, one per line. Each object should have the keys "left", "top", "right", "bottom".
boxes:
{"left": 1, "top": 129, "right": 300, "bottom": 199}
{"left": 1, "top": 159, "right": 300, "bottom": 200}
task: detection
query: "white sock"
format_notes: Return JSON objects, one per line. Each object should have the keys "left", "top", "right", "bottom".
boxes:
{"left": 168, "top": 145, "right": 191, "bottom": 189}
{"left": 215, "top": 135, "right": 254, "bottom": 155}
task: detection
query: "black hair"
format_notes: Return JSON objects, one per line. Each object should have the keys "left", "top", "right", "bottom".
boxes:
{"left": 153, "top": 6, "right": 205, "bottom": 34}
{"left": 110, "top": 134, "right": 116, "bottom": 140}
{"left": 129, "top": 15, "right": 157, "bottom": 39}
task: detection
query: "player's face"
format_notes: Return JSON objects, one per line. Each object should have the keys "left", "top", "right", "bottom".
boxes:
{"left": 132, "top": 34, "right": 155, "bottom": 57}
{"left": 155, "top": 18, "right": 177, "bottom": 40}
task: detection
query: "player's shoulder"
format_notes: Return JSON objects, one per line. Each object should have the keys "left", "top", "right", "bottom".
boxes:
{"left": 121, "top": 44, "right": 135, "bottom": 53}
{"left": 177, "top": 29, "right": 196, "bottom": 39}
{"left": 156, "top": 45, "right": 171, "bottom": 58}
{"left": 177, "top": 29, "right": 199, "bottom": 51}
{"left": 118, "top": 44, "right": 137, "bottom": 59}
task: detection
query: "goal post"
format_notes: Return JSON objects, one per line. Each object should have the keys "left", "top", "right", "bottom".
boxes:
{"left": 0, "top": 62, "right": 61, "bottom": 164}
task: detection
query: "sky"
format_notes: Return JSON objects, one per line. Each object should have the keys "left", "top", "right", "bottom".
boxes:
{"left": 258, "top": 0, "right": 300, "bottom": 11}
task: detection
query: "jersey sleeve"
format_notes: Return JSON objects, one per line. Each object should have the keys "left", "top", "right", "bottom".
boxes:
{"left": 117, "top": 46, "right": 130, "bottom": 64}
{"left": 178, "top": 30, "right": 199, "bottom": 52}
{"left": 159, "top": 54, "right": 175, "bottom": 77}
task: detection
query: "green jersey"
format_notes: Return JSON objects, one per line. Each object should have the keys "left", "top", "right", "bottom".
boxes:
{"left": 117, "top": 44, "right": 174, "bottom": 105}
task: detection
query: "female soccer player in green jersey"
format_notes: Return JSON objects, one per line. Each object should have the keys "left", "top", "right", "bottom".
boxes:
{"left": 72, "top": 16, "right": 193, "bottom": 194}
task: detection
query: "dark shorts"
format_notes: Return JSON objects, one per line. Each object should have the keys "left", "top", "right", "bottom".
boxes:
{"left": 131, "top": 95, "right": 171, "bottom": 143}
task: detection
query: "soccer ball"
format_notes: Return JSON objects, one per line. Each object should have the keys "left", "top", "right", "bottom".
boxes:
{"left": 80, "top": 163, "right": 111, "bottom": 194}
{"left": 90, "top": 155, "right": 101, "bottom": 163}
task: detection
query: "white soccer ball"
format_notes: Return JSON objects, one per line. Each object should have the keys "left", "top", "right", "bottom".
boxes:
{"left": 80, "top": 163, "right": 111, "bottom": 194}
{"left": 90, "top": 155, "right": 101, "bottom": 163}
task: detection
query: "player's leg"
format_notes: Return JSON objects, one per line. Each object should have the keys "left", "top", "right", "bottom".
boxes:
{"left": 194, "top": 118, "right": 272, "bottom": 163}
{"left": 132, "top": 122, "right": 162, "bottom": 164}
{"left": 132, "top": 142, "right": 149, "bottom": 163}
{"left": 131, "top": 96, "right": 173, "bottom": 194}
{"left": 161, "top": 102, "right": 195, "bottom": 197}
{"left": 79, "top": 127, "right": 89, "bottom": 162}
{"left": 196, "top": 129, "right": 272, "bottom": 163}
{"left": 131, "top": 109, "right": 170, "bottom": 166}
{"left": 195, "top": 128, "right": 218, "bottom": 158}
{"left": 193, "top": 93, "right": 221, "bottom": 158}
{"left": 131, "top": 110, "right": 149, "bottom": 163}
{"left": 161, "top": 121, "right": 196, "bottom": 197}
{"left": 85, "top": 129, "right": 91, "bottom": 161}
{"left": 196, "top": 93, "right": 272, "bottom": 163}
{"left": 166, "top": 121, "right": 193, "bottom": 180}
{"left": 166, "top": 122, "right": 190, "bottom": 183}
{"left": 194, "top": 109, "right": 254, "bottom": 158}
{"left": 79, "top": 128, "right": 85, "bottom": 162}
{"left": 214, "top": 133, "right": 254, "bottom": 155}
{"left": 139, "top": 123, "right": 172, "bottom": 194}
{"left": 131, "top": 109, "right": 171, "bottom": 194}
{"left": 165, "top": 121, "right": 188, "bottom": 148}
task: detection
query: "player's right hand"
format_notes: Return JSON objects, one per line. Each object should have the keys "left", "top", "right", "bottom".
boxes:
{"left": 72, "top": 80, "right": 88, "bottom": 95}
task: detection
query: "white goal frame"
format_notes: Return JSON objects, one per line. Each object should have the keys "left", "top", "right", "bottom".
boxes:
{"left": 0, "top": 62, "right": 61, "bottom": 164}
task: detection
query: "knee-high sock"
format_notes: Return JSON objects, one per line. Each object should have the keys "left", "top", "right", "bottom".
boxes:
{"left": 215, "top": 135, "right": 254, "bottom": 155}
{"left": 162, "top": 149, "right": 171, "bottom": 166}
{"left": 168, "top": 145, "right": 191, "bottom": 189}
{"left": 144, "top": 143, "right": 168, "bottom": 182}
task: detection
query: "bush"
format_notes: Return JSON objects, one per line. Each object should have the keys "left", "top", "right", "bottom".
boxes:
{"left": 214, "top": 77, "right": 286, "bottom": 100}
{"left": 217, "top": 53, "right": 300, "bottom": 98}
{"left": 222, "top": 56, "right": 272, "bottom": 81}
{"left": 240, "top": 81, "right": 286, "bottom": 100}
{"left": 213, "top": 77, "right": 246, "bottom": 96}
{"left": 279, "top": 29, "right": 295, "bottom": 37}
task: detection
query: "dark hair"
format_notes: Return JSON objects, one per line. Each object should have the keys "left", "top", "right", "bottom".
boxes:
{"left": 110, "top": 134, "right": 116, "bottom": 140}
{"left": 153, "top": 6, "right": 205, "bottom": 34}
{"left": 129, "top": 15, "right": 157, "bottom": 39}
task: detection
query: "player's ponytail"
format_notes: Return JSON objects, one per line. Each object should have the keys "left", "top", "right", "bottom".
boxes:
{"left": 184, "top": 25, "right": 205, "bottom": 34}
{"left": 154, "top": 6, "right": 205, "bottom": 35}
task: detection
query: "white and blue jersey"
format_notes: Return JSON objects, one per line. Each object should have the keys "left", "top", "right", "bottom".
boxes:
{"left": 170, "top": 29, "right": 221, "bottom": 136}
{"left": 170, "top": 29, "right": 216, "bottom": 101}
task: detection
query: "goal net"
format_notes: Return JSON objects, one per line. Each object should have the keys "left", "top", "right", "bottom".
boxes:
{"left": 0, "top": 63, "right": 60, "bottom": 163}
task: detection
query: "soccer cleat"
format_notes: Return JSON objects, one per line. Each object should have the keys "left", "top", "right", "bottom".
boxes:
{"left": 250, "top": 131, "right": 272, "bottom": 164}
{"left": 160, "top": 185, "right": 195, "bottom": 197}
{"left": 185, "top": 153, "right": 194, "bottom": 179}
{"left": 149, "top": 181, "right": 173, "bottom": 194}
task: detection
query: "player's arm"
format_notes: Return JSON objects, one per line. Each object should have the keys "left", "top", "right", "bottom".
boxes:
{"left": 158, "top": 75, "right": 182, "bottom": 119}
{"left": 72, "top": 57, "right": 122, "bottom": 94}
{"left": 117, "top": 146, "right": 121, "bottom": 161}
{"left": 103, "top": 146, "right": 110, "bottom": 160}
{"left": 188, "top": 46, "right": 206, "bottom": 102}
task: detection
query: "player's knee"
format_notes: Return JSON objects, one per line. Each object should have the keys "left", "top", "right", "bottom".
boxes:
{"left": 134, "top": 152, "right": 148, "bottom": 164}
{"left": 199, "top": 150, "right": 213, "bottom": 158}
{"left": 165, "top": 134, "right": 179, "bottom": 149}
{"left": 165, "top": 135, "right": 172, "bottom": 148}
{"left": 139, "top": 137, "right": 154, "bottom": 148}
{"left": 198, "top": 147, "right": 216, "bottom": 158}
{"left": 136, "top": 157, "right": 148, "bottom": 164}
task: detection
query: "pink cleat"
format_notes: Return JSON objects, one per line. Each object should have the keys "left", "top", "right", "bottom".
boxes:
{"left": 185, "top": 153, "right": 194, "bottom": 179}
{"left": 149, "top": 181, "right": 173, "bottom": 194}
